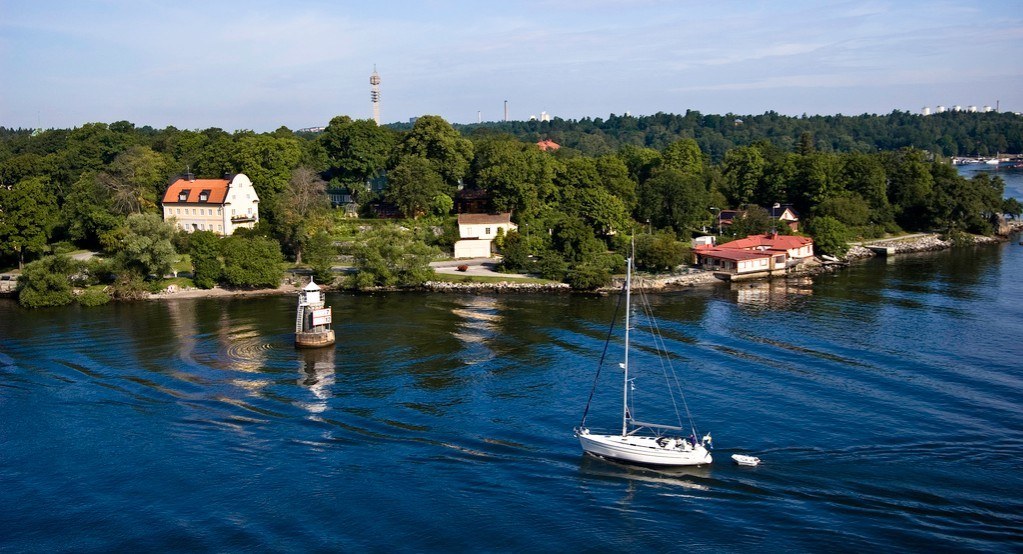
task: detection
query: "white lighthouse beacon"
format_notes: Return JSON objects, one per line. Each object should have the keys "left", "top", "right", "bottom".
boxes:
{"left": 295, "top": 278, "right": 335, "bottom": 348}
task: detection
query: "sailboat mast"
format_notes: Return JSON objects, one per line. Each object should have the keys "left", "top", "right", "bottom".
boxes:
{"left": 622, "top": 257, "right": 632, "bottom": 437}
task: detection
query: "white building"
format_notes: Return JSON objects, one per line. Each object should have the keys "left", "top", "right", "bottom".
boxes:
{"left": 453, "top": 213, "right": 517, "bottom": 258}
{"left": 162, "top": 173, "right": 259, "bottom": 235}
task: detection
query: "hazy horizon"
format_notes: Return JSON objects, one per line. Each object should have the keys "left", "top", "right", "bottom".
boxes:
{"left": 2, "top": 0, "right": 1021, "bottom": 132}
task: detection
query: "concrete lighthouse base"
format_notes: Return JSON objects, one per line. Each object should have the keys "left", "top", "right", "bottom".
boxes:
{"left": 295, "top": 329, "right": 336, "bottom": 348}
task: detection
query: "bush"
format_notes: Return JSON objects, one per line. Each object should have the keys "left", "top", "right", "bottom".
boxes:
{"left": 806, "top": 216, "right": 850, "bottom": 258}
{"left": 188, "top": 230, "right": 222, "bottom": 289}
{"left": 634, "top": 232, "right": 686, "bottom": 271}
{"left": 221, "top": 235, "right": 285, "bottom": 288}
{"left": 77, "top": 287, "right": 111, "bottom": 307}
{"left": 534, "top": 253, "right": 568, "bottom": 281}
{"left": 109, "top": 273, "right": 150, "bottom": 301}
{"left": 17, "top": 255, "right": 80, "bottom": 308}
{"left": 566, "top": 263, "right": 612, "bottom": 290}
{"left": 351, "top": 225, "right": 438, "bottom": 288}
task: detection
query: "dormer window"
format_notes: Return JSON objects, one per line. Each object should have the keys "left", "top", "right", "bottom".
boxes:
{"left": 199, "top": 189, "right": 211, "bottom": 203}
{"left": 178, "top": 189, "right": 190, "bottom": 202}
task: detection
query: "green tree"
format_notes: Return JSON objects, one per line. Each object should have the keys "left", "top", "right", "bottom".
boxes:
{"left": 320, "top": 115, "right": 396, "bottom": 183}
{"left": 275, "top": 166, "right": 332, "bottom": 263}
{"left": 883, "top": 148, "right": 934, "bottom": 228}
{"left": 721, "top": 146, "right": 765, "bottom": 207}
{"left": 112, "top": 213, "right": 177, "bottom": 278}
{"left": 806, "top": 216, "right": 850, "bottom": 257}
{"left": 498, "top": 230, "right": 530, "bottom": 272}
{"left": 302, "top": 231, "right": 337, "bottom": 284}
{"left": 637, "top": 168, "right": 709, "bottom": 236}
{"left": 188, "top": 230, "right": 222, "bottom": 289}
{"left": 661, "top": 138, "right": 704, "bottom": 175}
{"left": 927, "top": 166, "right": 1002, "bottom": 234}
{"left": 384, "top": 156, "right": 448, "bottom": 219}
{"left": 17, "top": 255, "right": 80, "bottom": 308}
{"left": 394, "top": 115, "right": 474, "bottom": 187}
{"left": 220, "top": 235, "right": 284, "bottom": 288}
{"left": 1003, "top": 197, "right": 1022, "bottom": 220}
{"left": 812, "top": 193, "right": 872, "bottom": 228}
{"left": 0, "top": 177, "right": 60, "bottom": 269}
{"left": 565, "top": 262, "right": 612, "bottom": 290}
{"left": 634, "top": 232, "right": 687, "bottom": 271}
{"left": 725, "top": 205, "right": 775, "bottom": 239}
{"left": 233, "top": 134, "right": 303, "bottom": 202}
{"left": 471, "top": 136, "right": 556, "bottom": 216}
{"left": 352, "top": 225, "right": 439, "bottom": 288}
{"left": 62, "top": 172, "right": 124, "bottom": 249}
{"left": 98, "top": 146, "right": 171, "bottom": 215}
{"left": 618, "top": 144, "right": 661, "bottom": 183}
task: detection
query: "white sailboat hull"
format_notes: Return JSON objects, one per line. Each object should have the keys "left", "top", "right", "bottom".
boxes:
{"left": 577, "top": 430, "right": 712, "bottom": 467}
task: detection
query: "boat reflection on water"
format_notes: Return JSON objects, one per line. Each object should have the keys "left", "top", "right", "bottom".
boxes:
{"left": 577, "top": 454, "right": 713, "bottom": 492}
{"left": 297, "top": 347, "right": 336, "bottom": 414}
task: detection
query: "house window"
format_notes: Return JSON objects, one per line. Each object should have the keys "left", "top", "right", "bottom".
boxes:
{"left": 485, "top": 227, "right": 491, "bottom": 235}
{"left": 199, "top": 189, "right": 211, "bottom": 202}
{"left": 178, "top": 190, "right": 189, "bottom": 202}
{"left": 217, "top": 208, "right": 222, "bottom": 215}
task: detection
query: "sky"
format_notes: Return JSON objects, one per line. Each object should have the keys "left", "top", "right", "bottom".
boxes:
{"left": 1, "top": 0, "right": 1022, "bottom": 132}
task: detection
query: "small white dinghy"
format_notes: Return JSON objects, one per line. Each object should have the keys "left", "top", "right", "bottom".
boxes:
{"left": 731, "top": 454, "right": 760, "bottom": 466}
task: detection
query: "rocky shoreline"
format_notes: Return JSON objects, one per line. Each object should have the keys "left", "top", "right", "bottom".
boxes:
{"left": 6, "top": 226, "right": 1021, "bottom": 303}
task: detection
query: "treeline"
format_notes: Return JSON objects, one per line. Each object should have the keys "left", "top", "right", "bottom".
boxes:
{"left": 451, "top": 110, "right": 1023, "bottom": 161}
{"left": 0, "top": 111, "right": 1019, "bottom": 305}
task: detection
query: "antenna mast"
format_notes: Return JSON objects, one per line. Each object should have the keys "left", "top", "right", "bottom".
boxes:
{"left": 370, "top": 66, "right": 381, "bottom": 125}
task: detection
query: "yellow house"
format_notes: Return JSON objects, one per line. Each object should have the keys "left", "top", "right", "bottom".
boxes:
{"left": 162, "top": 173, "right": 259, "bottom": 235}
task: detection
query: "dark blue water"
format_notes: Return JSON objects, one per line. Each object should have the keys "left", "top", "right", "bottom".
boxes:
{"left": 958, "top": 164, "right": 1023, "bottom": 200}
{"left": 3, "top": 241, "right": 1023, "bottom": 551}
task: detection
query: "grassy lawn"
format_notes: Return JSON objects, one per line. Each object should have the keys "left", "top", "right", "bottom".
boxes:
{"left": 172, "top": 254, "right": 192, "bottom": 274}
{"left": 155, "top": 276, "right": 196, "bottom": 291}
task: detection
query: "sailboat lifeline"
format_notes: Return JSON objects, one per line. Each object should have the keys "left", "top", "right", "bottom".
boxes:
{"left": 574, "top": 256, "right": 712, "bottom": 466}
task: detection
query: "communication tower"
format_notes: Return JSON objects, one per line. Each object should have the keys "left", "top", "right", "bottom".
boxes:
{"left": 370, "top": 66, "right": 381, "bottom": 125}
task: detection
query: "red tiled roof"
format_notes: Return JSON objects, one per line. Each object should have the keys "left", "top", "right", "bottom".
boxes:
{"left": 162, "top": 178, "right": 230, "bottom": 204}
{"left": 457, "top": 213, "right": 513, "bottom": 225}
{"left": 537, "top": 139, "right": 560, "bottom": 151}
{"left": 718, "top": 233, "right": 812, "bottom": 251}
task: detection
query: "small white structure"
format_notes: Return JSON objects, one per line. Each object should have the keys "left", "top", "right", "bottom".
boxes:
{"left": 295, "top": 278, "right": 335, "bottom": 348}
{"left": 453, "top": 213, "right": 517, "bottom": 259}
{"left": 162, "top": 173, "right": 260, "bottom": 235}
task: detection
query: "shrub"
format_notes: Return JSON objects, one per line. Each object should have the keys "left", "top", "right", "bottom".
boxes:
{"left": 806, "top": 216, "right": 850, "bottom": 258}
{"left": 188, "top": 230, "right": 222, "bottom": 289}
{"left": 566, "top": 263, "right": 612, "bottom": 290}
{"left": 17, "top": 255, "right": 80, "bottom": 308}
{"left": 77, "top": 287, "right": 111, "bottom": 307}
{"left": 221, "top": 235, "right": 285, "bottom": 288}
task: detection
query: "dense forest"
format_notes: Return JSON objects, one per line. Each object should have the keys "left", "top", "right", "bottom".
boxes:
{"left": 450, "top": 109, "right": 1023, "bottom": 161}
{"left": 1, "top": 109, "right": 1020, "bottom": 306}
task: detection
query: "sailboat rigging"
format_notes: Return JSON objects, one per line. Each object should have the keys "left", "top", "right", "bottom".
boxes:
{"left": 574, "top": 256, "right": 712, "bottom": 466}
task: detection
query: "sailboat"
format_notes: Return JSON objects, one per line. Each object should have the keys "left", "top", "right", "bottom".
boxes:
{"left": 574, "top": 256, "right": 713, "bottom": 467}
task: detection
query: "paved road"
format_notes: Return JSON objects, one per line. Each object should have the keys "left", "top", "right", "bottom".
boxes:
{"left": 429, "top": 258, "right": 533, "bottom": 279}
